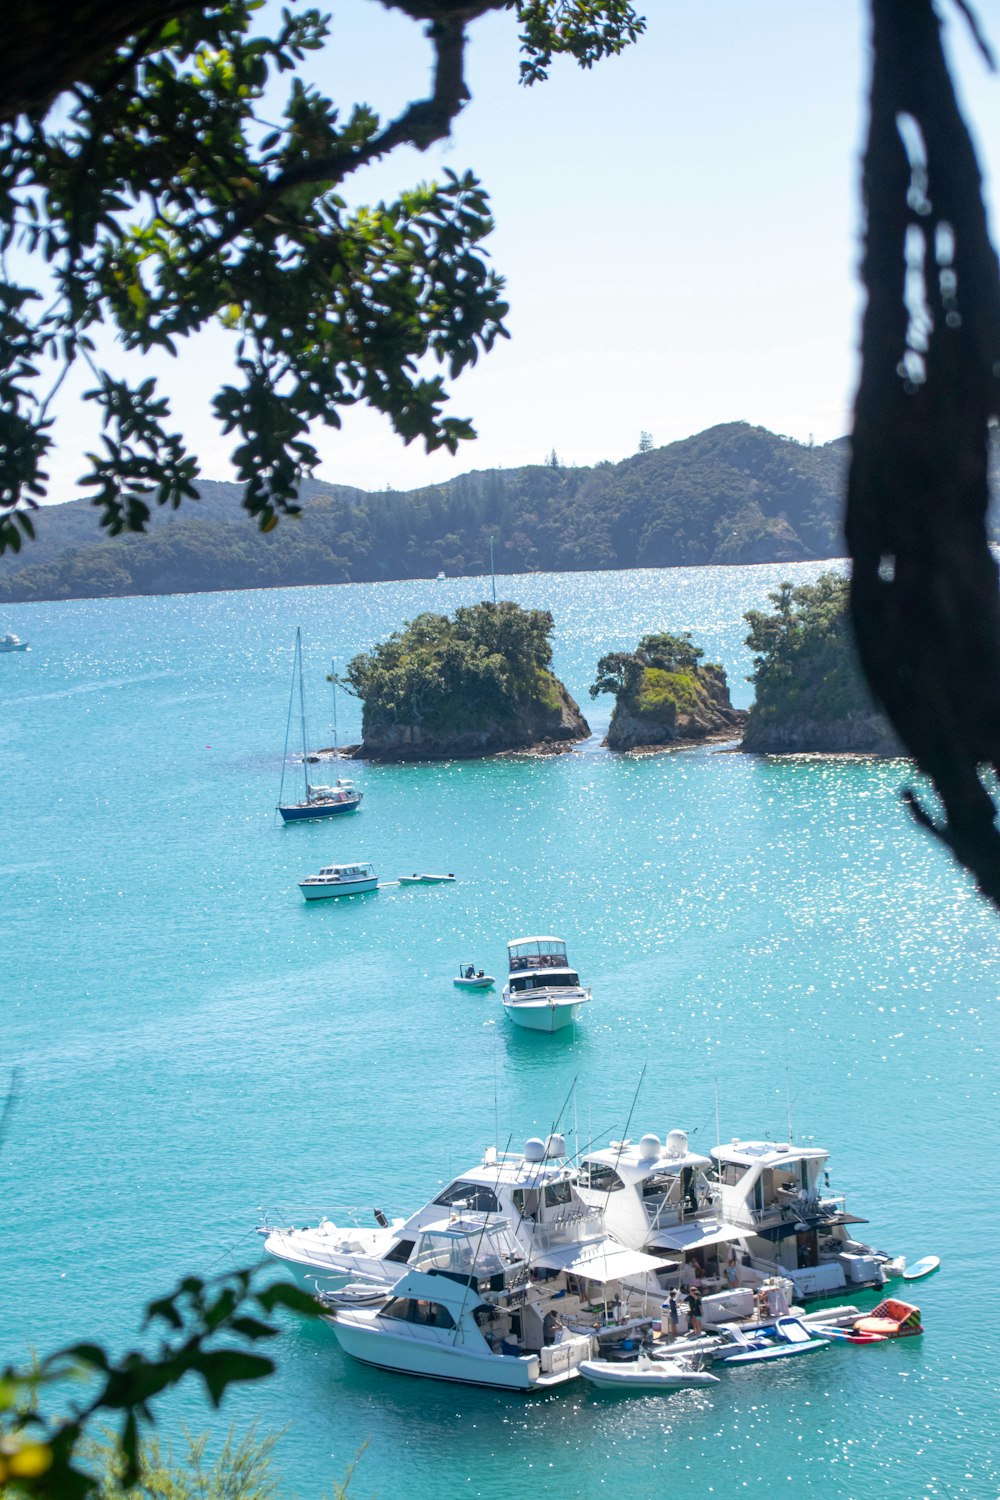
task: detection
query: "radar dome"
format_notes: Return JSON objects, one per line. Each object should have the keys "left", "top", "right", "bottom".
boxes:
{"left": 523, "top": 1137, "right": 546, "bottom": 1162}
{"left": 544, "top": 1133, "right": 566, "bottom": 1159}
{"left": 638, "top": 1133, "right": 662, "bottom": 1160}
{"left": 665, "top": 1129, "right": 689, "bottom": 1158}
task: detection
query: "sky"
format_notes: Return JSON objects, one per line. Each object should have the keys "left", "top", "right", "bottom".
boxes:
{"left": 35, "top": 0, "right": 1000, "bottom": 501}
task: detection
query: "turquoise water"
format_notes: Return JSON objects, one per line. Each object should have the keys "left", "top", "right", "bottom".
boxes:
{"left": 3, "top": 563, "right": 998, "bottom": 1500}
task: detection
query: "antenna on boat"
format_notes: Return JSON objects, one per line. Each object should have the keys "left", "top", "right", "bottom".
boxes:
{"left": 714, "top": 1079, "right": 721, "bottom": 1154}
{"left": 785, "top": 1066, "right": 794, "bottom": 1145}
{"left": 602, "top": 1062, "right": 647, "bottom": 1217}
{"left": 450, "top": 1130, "right": 513, "bottom": 1345}
{"left": 489, "top": 535, "right": 496, "bottom": 605}
{"left": 297, "top": 628, "right": 309, "bottom": 800}
{"left": 492, "top": 1023, "right": 499, "bottom": 1152}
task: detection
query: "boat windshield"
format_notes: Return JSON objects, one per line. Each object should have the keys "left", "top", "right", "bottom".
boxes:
{"left": 508, "top": 938, "right": 568, "bottom": 971}
{"left": 411, "top": 1223, "right": 522, "bottom": 1281}
{"left": 433, "top": 1180, "right": 501, "bottom": 1213}
{"left": 509, "top": 971, "right": 580, "bottom": 993}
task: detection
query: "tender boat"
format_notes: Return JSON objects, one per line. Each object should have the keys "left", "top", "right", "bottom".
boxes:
{"left": 278, "top": 629, "right": 363, "bottom": 822}
{"left": 579, "top": 1353, "right": 719, "bottom": 1391}
{"left": 501, "top": 936, "right": 591, "bottom": 1033}
{"left": 398, "top": 873, "right": 456, "bottom": 885}
{"left": 709, "top": 1138, "right": 906, "bottom": 1300}
{"left": 454, "top": 963, "right": 494, "bottom": 989}
{"left": 0, "top": 633, "right": 28, "bottom": 652}
{"left": 299, "top": 863, "right": 378, "bottom": 900}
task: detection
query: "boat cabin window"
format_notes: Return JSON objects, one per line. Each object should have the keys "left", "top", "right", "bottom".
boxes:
{"left": 543, "top": 1180, "right": 572, "bottom": 1208}
{"left": 641, "top": 1171, "right": 681, "bottom": 1200}
{"left": 578, "top": 1161, "right": 625, "bottom": 1193}
{"left": 716, "top": 1161, "right": 750, "bottom": 1187}
{"left": 385, "top": 1238, "right": 416, "bottom": 1264}
{"left": 433, "top": 1180, "right": 501, "bottom": 1213}
{"left": 509, "top": 971, "right": 580, "bottom": 993}
{"left": 382, "top": 1297, "right": 455, "bottom": 1329}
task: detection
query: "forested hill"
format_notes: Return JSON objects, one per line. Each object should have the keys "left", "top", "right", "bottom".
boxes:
{"left": 0, "top": 423, "right": 853, "bottom": 602}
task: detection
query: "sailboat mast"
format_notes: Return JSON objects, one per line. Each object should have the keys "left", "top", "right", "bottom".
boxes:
{"left": 277, "top": 629, "right": 299, "bottom": 811}
{"left": 331, "top": 658, "right": 339, "bottom": 752}
{"left": 297, "top": 629, "right": 309, "bottom": 800}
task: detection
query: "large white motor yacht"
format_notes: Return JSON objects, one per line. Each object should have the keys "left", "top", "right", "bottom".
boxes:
{"left": 501, "top": 936, "right": 590, "bottom": 1032}
{"left": 577, "top": 1130, "right": 741, "bottom": 1279}
{"left": 261, "top": 1133, "right": 663, "bottom": 1293}
{"left": 709, "top": 1139, "right": 906, "bottom": 1297}
{"left": 320, "top": 1214, "right": 671, "bottom": 1390}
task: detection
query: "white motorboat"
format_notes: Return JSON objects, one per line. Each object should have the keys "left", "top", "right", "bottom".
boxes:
{"left": 579, "top": 1353, "right": 719, "bottom": 1391}
{"left": 318, "top": 1216, "right": 671, "bottom": 1390}
{"left": 299, "top": 863, "right": 378, "bottom": 900}
{"left": 398, "top": 872, "right": 456, "bottom": 885}
{"left": 1, "top": 633, "right": 28, "bottom": 652}
{"left": 709, "top": 1138, "right": 906, "bottom": 1299}
{"left": 454, "top": 963, "right": 494, "bottom": 989}
{"left": 501, "top": 936, "right": 590, "bottom": 1033}
{"left": 261, "top": 1133, "right": 666, "bottom": 1300}
{"left": 577, "top": 1131, "right": 739, "bottom": 1282}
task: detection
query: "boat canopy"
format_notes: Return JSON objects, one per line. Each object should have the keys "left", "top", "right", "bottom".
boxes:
{"left": 531, "top": 1238, "right": 665, "bottom": 1284}
{"left": 648, "top": 1221, "right": 743, "bottom": 1253}
{"left": 507, "top": 936, "right": 569, "bottom": 972}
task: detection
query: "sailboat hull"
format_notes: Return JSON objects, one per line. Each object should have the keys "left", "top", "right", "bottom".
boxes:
{"left": 278, "top": 796, "right": 362, "bottom": 822}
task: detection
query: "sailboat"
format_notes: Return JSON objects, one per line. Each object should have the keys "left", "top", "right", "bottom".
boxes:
{"left": 277, "top": 628, "right": 364, "bottom": 823}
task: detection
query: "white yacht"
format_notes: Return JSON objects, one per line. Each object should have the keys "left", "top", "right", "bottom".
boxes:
{"left": 261, "top": 1133, "right": 664, "bottom": 1294}
{"left": 502, "top": 936, "right": 590, "bottom": 1032}
{"left": 320, "top": 1217, "right": 599, "bottom": 1390}
{"left": 298, "top": 862, "right": 378, "bottom": 900}
{"left": 710, "top": 1138, "right": 906, "bottom": 1298}
{"left": 577, "top": 1131, "right": 741, "bottom": 1284}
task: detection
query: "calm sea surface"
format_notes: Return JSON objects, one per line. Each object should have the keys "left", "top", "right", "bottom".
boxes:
{"left": 3, "top": 563, "right": 998, "bottom": 1500}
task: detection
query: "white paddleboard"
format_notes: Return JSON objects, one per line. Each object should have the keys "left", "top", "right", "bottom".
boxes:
{"left": 902, "top": 1255, "right": 940, "bottom": 1281}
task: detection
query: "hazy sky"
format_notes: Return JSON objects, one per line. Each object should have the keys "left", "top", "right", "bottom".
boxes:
{"left": 38, "top": 0, "right": 1000, "bottom": 500}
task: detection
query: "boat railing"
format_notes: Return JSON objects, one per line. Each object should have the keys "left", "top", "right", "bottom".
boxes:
{"left": 529, "top": 1209, "right": 604, "bottom": 1250}
{"left": 258, "top": 1205, "right": 382, "bottom": 1233}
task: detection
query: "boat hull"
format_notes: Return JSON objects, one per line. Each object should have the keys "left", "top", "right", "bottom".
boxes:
{"left": 502, "top": 997, "right": 587, "bottom": 1032}
{"left": 279, "top": 796, "right": 362, "bottom": 822}
{"left": 300, "top": 877, "right": 378, "bottom": 899}
{"left": 454, "top": 977, "right": 495, "bottom": 989}
{"left": 0, "top": 643, "right": 28, "bottom": 652}
{"left": 580, "top": 1359, "right": 719, "bottom": 1390}
{"left": 327, "top": 1318, "right": 536, "bottom": 1390}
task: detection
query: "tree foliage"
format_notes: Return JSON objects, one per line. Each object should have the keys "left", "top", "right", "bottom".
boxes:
{"left": 343, "top": 598, "right": 557, "bottom": 732}
{"left": 0, "top": 1269, "right": 318, "bottom": 1499}
{"left": 0, "top": 0, "right": 644, "bottom": 555}
{"left": 743, "top": 572, "right": 878, "bottom": 728}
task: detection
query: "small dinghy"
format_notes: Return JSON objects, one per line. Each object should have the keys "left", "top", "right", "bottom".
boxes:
{"left": 399, "top": 873, "right": 456, "bottom": 885}
{"left": 454, "top": 962, "right": 495, "bottom": 989}
{"left": 580, "top": 1354, "right": 719, "bottom": 1391}
{"left": 902, "top": 1256, "right": 940, "bottom": 1281}
{"left": 317, "top": 1281, "right": 391, "bottom": 1310}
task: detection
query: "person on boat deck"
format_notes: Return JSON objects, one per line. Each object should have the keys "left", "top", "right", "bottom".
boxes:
{"left": 666, "top": 1290, "right": 680, "bottom": 1341}
{"left": 465, "top": 965, "right": 475, "bottom": 979}
{"left": 686, "top": 1286, "right": 703, "bottom": 1336}
{"left": 725, "top": 1247, "right": 739, "bottom": 1287}
{"left": 543, "top": 1309, "right": 562, "bottom": 1346}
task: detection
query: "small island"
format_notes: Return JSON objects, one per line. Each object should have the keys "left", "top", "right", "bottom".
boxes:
{"left": 590, "top": 631, "right": 745, "bottom": 751}
{"left": 342, "top": 600, "right": 590, "bottom": 761}
{"left": 741, "top": 573, "right": 902, "bottom": 755}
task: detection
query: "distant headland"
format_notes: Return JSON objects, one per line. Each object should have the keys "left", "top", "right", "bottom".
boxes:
{"left": 0, "top": 422, "right": 853, "bottom": 603}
